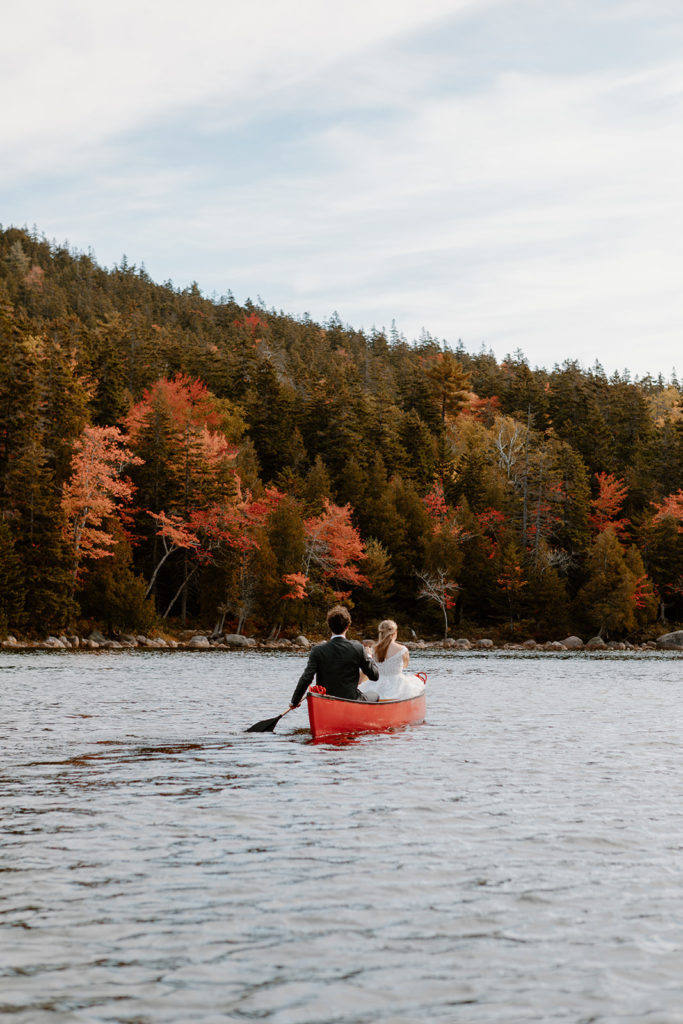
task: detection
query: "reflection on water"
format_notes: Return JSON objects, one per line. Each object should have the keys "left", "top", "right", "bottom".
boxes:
{"left": 2, "top": 650, "right": 683, "bottom": 1022}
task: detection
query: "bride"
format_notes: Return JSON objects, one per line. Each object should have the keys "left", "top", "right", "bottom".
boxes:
{"left": 359, "top": 620, "right": 425, "bottom": 701}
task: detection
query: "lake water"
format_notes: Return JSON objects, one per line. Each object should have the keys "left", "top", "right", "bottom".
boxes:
{"left": 2, "top": 649, "right": 683, "bottom": 1023}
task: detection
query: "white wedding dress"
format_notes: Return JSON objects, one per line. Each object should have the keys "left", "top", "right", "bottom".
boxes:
{"left": 359, "top": 649, "right": 425, "bottom": 701}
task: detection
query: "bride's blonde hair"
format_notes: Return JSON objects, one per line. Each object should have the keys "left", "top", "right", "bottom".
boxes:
{"left": 374, "top": 619, "right": 398, "bottom": 663}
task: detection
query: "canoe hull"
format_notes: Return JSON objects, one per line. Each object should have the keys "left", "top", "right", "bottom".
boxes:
{"left": 306, "top": 689, "right": 426, "bottom": 740}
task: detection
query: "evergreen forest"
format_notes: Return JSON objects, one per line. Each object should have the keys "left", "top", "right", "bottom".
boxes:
{"left": 1, "top": 225, "right": 682, "bottom": 642}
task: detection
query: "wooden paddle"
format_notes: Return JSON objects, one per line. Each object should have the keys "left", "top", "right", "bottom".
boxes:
{"left": 245, "top": 704, "right": 297, "bottom": 733}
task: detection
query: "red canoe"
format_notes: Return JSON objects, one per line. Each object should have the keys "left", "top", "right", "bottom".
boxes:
{"left": 306, "top": 677, "right": 427, "bottom": 740}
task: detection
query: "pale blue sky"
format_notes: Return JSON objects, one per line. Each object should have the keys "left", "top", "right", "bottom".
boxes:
{"left": 3, "top": 0, "right": 682, "bottom": 377}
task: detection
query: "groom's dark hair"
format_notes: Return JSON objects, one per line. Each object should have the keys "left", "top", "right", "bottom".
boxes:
{"left": 327, "top": 605, "right": 351, "bottom": 635}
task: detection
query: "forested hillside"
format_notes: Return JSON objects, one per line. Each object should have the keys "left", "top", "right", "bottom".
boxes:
{"left": 1, "top": 225, "right": 682, "bottom": 640}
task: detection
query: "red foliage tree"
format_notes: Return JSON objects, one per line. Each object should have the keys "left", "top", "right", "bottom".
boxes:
{"left": 460, "top": 394, "right": 501, "bottom": 426}
{"left": 475, "top": 507, "right": 507, "bottom": 560}
{"left": 423, "top": 480, "right": 449, "bottom": 527}
{"left": 127, "top": 373, "right": 225, "bottom": 438}
{"left": 631, "top": 574, "right": 657, "bottom": 611}
{"left": 589, "top": 472, "right": 630, "bottom": 539}
{"left": 126, "top": 373, "right": 238, "bottom": 510}
{"left": 303, "top": 499, "right": 369, "bottom": 598}
{"left": 127, "top": 374, "right": 242, "bottom": 620}
{"left": 282, "top": 571, "right": 308, "bottom": 601}
{"left": 62, "top": 426, "right": 142, "bottom": 579}
{"left": 652, "top": 489, "right": 683, "bottom": 528}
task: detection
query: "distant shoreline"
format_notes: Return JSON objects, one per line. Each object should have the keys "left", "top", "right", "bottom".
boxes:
{"left": 2, "top": 633, "right": 682, "bottom": 654}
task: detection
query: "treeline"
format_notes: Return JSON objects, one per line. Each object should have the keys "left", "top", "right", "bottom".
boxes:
{"left": 0, "top": 224, "right": 682, "bottom": 640}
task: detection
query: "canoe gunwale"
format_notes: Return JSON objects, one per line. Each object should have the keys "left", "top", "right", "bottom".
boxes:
{"left": 309, "top": 691, "right": 424, "bottom": 707}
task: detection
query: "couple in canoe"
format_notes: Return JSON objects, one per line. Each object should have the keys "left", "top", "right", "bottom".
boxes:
{"left": 289, "top": 605, "right": 424, "bottom": 709}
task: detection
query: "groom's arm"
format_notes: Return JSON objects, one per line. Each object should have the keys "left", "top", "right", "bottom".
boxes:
{"left": 290, "top": 646, "right": 320, "bottom": 707}
{"left": 359, "top": 645, "right": 379, "bottom": 682}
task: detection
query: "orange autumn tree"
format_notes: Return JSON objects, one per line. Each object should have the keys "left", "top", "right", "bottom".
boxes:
{"left": 144, "top": 510, "right": 202, "bottom": 601}
{"left": 589, "top": 472, "right": 630, "bottom": 539}
{"left": 126, "top": 374, "right": 243, "bottom": 620}
{"left": 62, "top": 425, "right": 142, "bottom": 581}
{"left": 300, "top": 499, "right": 369, "bottom": 603}
{"left": 202, "top": 486, "right": 285, "bottom": 634}
{"left": 652, "top": 489, "right": 683, "bottom": 525}
{"left": 422, "top": 479, "right": 450, "bottom": 526}
{"left": 282, "top": 572, "right": 308, "bottom": 600}
{"left": 126, "top": 373, "right": 241, "bottom": 514}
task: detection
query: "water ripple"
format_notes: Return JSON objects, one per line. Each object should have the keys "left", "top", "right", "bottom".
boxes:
{"left": 2, "top": 650, "right": 683, "bottom": 1021}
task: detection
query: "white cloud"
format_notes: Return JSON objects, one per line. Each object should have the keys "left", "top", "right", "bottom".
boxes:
{"left": 1, "top": 0, "right": 486, "bottom": 179}
{"left": 3, "top": 0, "right": 683, "bottom": 375}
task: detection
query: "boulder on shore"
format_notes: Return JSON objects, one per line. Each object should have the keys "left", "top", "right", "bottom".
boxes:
{"left": 476, "top": 638, "right": 494, "bottom": 649}
{"left": 656, "top": 630, "right": 683, "bottom": 649}
{"left": 188, "top": 635, "right": 211, "bottom": 648}
{"left": 222, "top": 634, "right": 254, "bottom": 648}
{"left": 294, "top": 635, "right": 310, "bottom": 649}
{"left": 562, "top": 636, "right": 584, "bottom": 650}
{"left": 585, "top": 637, "right": 606, "bottom": 649}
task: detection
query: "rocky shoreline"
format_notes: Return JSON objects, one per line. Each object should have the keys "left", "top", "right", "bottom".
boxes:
{"left": 2, "top": 629, "right": 683, "bottom": 653}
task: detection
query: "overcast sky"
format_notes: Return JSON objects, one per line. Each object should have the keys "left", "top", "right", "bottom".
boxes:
{"left": 3, "top": 0, "right": 682, "bottom": 378}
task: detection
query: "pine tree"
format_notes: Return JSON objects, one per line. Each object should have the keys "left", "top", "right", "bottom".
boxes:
{"left": 421, "top": 350, "right": 472, "bottom": 425}
{"left": 397, "top": 408, "right": 436, "bottom": 491}
{"left": 623, "top": 544, "right": 658, "bottom": 631}
{"left": 526, "top": 560, "right": 570, "bottom": 637}
{"left": 77, "top": 526, "right": 156, "bottom": 634}
{"left": 378, "top": 475, "right": 431, "bottom": 606}
{"left": 303, "top": 455, "right": 334, "bottom": 513}
{"left": 243, "top": 360, "right": 299, "bottom": 482}
{"left": 261, "top": 496, "right": 307, "bottom": 634}
{"left": 495, "top": 539, "right": 529, "bottom": 627}
{"left": 639, "top": 507, "right": 683, "bottom": 624}
{"left": 0, "top": 520, "right": 24, "bottom": 635}
{"left": 352, "top": 538, "right": 394, "bottom": 622}
{"left": 0, "top": 317, "right": 75, "bottom": 630}
{"left": 575, "top": 528, "right": 636, "bottom": 637}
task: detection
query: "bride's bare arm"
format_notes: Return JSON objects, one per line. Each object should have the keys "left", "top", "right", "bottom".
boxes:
{"left": 401, "top": 646, "right": 410, "bottom": 670}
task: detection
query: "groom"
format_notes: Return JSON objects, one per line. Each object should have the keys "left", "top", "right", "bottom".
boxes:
{"left": 290, "top": 605, "right": 380, "bottom": 708}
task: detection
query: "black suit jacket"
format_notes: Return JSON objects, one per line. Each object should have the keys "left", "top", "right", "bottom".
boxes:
{"left": 291, "top": 636, "right": 379, "bottom": 706}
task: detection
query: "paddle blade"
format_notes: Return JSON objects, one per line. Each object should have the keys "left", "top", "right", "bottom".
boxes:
{"left": 245, "top": 713, "right": 284, "bottom": 733}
